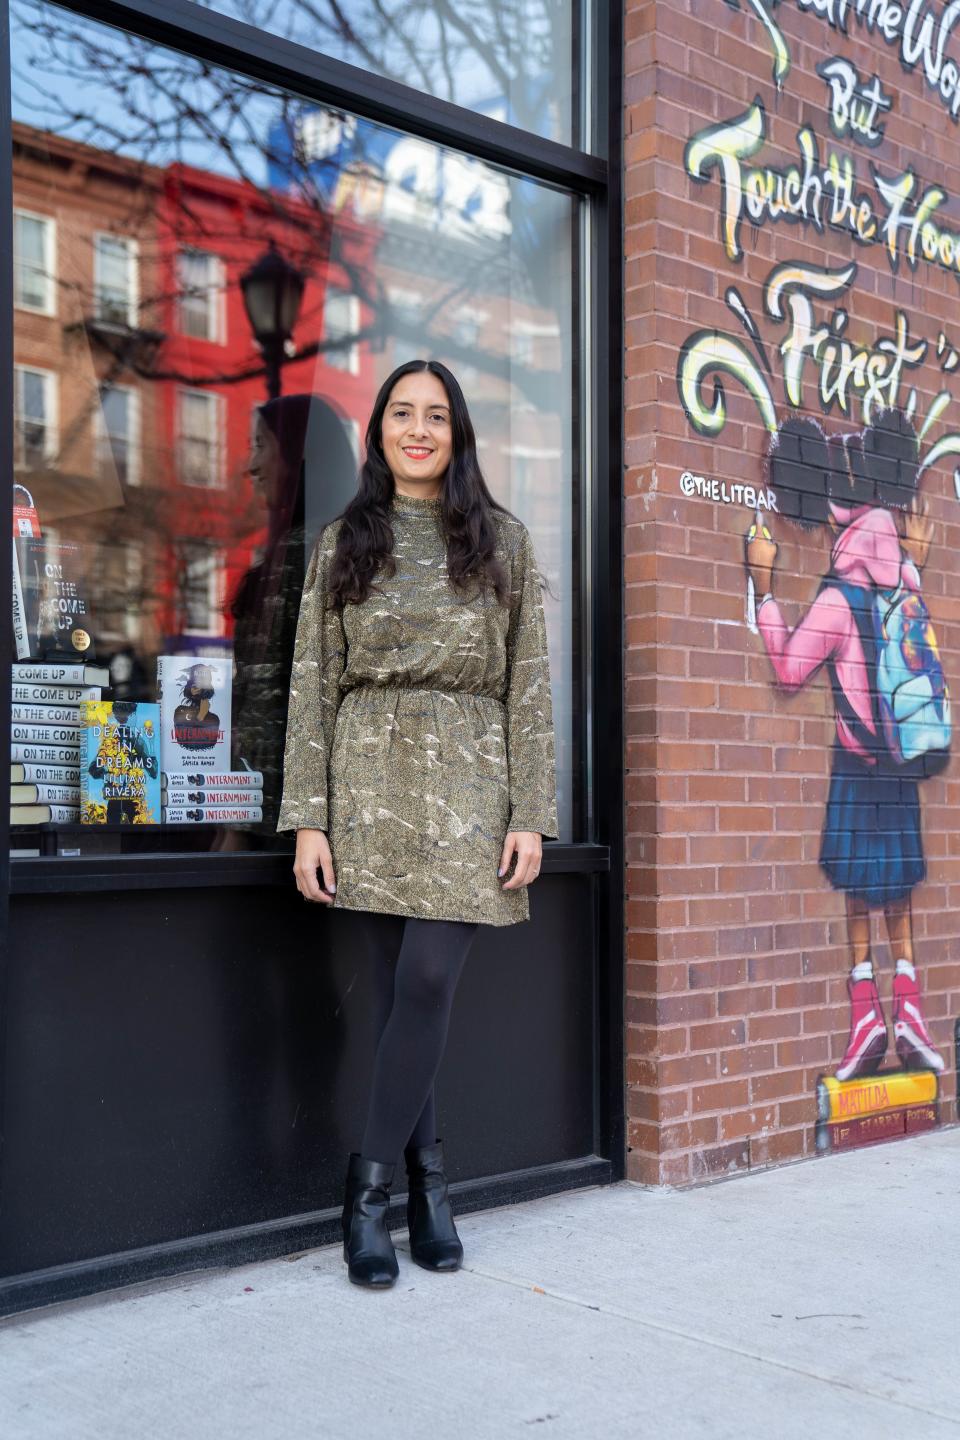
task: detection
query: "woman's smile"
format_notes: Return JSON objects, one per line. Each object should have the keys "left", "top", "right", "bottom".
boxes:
{"left": 381, "top": 370, "right": 453, "bottom": 492}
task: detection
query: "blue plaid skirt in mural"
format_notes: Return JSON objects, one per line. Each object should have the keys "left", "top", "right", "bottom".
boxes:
{"left": 820, "top": 742, "right": 925, "bottom": 906}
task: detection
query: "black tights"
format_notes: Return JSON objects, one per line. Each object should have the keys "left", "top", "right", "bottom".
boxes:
{"left": 348, "top": 910, "right": 479, "bottom": 1166}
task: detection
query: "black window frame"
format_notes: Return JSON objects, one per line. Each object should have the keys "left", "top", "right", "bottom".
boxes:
{"left": 0, "top": 0, "right": 623, "bottom": 924}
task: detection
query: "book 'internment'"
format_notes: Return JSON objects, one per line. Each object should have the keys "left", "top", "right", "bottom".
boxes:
{"left": 157, "top": 656, "right": 231, "bottom": 778}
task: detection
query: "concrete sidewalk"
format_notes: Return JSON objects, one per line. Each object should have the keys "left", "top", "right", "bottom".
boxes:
{"left": 1, "top": 1129, "right": 958, "bottom": 1439}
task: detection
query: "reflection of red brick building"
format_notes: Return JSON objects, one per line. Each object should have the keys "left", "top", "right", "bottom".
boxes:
{"left": 13, "top": 115, "right": 565, "bottom": 722}
{"left": 12, "top": 122, "right": 165, "bottom": 660}
{"left": 153, "top": 161, "right": 377, "bottom": 653}
{"left": 12, "top": 120, "right": 378, "bottom": 670}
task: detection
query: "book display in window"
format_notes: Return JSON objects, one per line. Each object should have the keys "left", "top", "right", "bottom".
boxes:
{"left": 12, "top": 534, "right": 97, "bottom": 660}
{"left": 162, "top": 769, "right": 262, "bottom": 792}
{"left": 79, "top": 699, "right": 160, "bottom": 824}
{"left": 157, "top": 656, "right": 231, "bottom": 777}
{"left": 160, "top": 804, "right": 264, "bottom": 824}
{"left": 8, "top": 660, "right": 107, "bottom": 827}
{"left": 162, "top": 785, "right": 264, "bottom": 807}
{"left": 160, "top": 766, "right": 264, "bottom": 824}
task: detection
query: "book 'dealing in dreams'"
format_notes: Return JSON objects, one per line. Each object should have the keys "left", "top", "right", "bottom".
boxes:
{"left": 79, "top": 700, "right": 161, "bottom": 824}
{"left": 157, "top": 657, "right": 231, "bottom": 778}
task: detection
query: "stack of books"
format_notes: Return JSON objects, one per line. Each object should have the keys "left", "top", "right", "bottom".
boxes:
{"left": 161, "top": 770, "right": 264, "bottom": 824}
{"left": 10, "top": 660, "right": 110, "bottom": 825}
{"left": 157, "top": 655, "right": 261, "bottom": 824}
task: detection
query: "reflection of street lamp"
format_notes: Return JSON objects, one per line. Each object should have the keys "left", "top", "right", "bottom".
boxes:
{"left": 240, "top": 241, "right": 305, "bottom": 401}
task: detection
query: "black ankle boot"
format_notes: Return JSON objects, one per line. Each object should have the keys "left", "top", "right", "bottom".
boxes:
{"left": 403, "top": 1137, "right": 463, "bottom": 1272}
{"left": 341, "top": 1152, "right": 399, "bottom": 1287}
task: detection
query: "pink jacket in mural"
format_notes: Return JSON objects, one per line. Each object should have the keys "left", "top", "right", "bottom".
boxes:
{"left": 757, "top": 507, "right": 921, "bottom": 763}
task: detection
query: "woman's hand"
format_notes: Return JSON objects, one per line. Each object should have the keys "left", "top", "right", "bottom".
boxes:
{"left": 745, "top": 516, "right": 778, "bottom": 597}
{"left": 499, "top": 830, "right": 542, "bottom": 890}
{"left": 901, "top": 493, "right": 933, "bottom": 571}
{"left": 294, "top": 827, "right": 337, "bottom": 903}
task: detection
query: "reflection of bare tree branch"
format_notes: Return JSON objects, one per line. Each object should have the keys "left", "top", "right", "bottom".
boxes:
{"left": 195, "top": 0, "right": 561, "bottom": 129}
{"left": 302, "top": 0, "right": 381, "bottom": 69}
{"left": 430, "top": 0, "right": 512, "bottom": 97}
{"left": 12, "top": 0, "right": 565, "bottom": 408}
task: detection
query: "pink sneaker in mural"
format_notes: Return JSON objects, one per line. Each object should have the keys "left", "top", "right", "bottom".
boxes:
{"left": 893, "top": 960, "right": 945, "bottom": 1074}
{"left": 836, "top": 963, "right": 888, "bottom": 1082}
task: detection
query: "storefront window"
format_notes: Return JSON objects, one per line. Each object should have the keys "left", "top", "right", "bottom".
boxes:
{"left": 177, "top": 250, "right": 226, "bottom": 344}
{"left": 14, "top": 210, "right": 57, "bottom": 314}
{"left": 97, "top": 386, "right": 139, "bottom": 488}
{"left": 14, "top": 365, "right": 57, "bottom": 468}
{"left": 195, "top": 0, "right": 582, "bottom": 146}
{"left": 93, "top": 234, "right": 139, "bottom": 327}
{"left": 9, "top": 0, "right": 580, "bottom": 856}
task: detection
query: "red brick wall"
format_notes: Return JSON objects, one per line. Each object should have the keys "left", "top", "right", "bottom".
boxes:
{"left": 624, "top": 0, "right": 960, "bottom": 1183}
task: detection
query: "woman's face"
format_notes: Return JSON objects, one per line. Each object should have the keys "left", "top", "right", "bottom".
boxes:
{"left": 380, "top": 371, "right": 453, "bottom": 494}
{"left": 249, "top": 413, "right": 284, "bottom": 510}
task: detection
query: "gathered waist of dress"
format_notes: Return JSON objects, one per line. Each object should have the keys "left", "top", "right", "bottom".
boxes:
{"left": 346, "top": 680, "right": 505, "bottom": 708}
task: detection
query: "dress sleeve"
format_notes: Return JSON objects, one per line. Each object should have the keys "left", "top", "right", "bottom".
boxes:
{"left": 276, "top": 528, "right": 347, "bottom": 834}
{"left": 504, "top": 526, "right": 560, "bottom": 839}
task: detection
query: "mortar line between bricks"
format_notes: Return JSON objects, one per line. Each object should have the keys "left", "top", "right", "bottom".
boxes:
{"left": 455, "top": 1263, "right": 960, "bottom": 1429}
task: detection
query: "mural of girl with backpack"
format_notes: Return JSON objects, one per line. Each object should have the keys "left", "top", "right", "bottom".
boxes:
{"left": 745, "top": 409, "right": 951, "bottom": 1083}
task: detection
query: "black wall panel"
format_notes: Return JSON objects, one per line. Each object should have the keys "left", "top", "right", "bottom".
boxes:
{"left": 0, "top": 876, "right": 596, "bottom": 1278}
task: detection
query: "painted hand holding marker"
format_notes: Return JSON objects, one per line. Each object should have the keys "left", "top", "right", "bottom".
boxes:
{"left": 744, "top": 507, "right": 775, "bottom": 634}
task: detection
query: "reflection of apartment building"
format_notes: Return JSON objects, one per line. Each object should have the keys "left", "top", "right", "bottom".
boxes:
{"left": 14, "top": 111, "right": 565, "bottom": 683}
{"left": 269, "top": 105, "right": 569, "bottom": 547}
{"left": 12, "top": 121, "right": 377, "bottom": 669}
{"left": 154, "top": 160, "right": 377, "bottom": 653}
{"left": 12, "top": 123, "right": 165, "bottom": 660}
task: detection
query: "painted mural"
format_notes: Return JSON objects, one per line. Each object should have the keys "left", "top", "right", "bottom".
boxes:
{"left": 677, "top": 0, "right": 959, "bottom": 1149}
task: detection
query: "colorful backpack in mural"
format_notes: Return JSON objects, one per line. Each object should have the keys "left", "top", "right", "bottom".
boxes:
{"left": 829, "top": 579, "right": 952, "bottom": 778}
{"left": 873, "top": 584, "right": 951, "bottom": 773}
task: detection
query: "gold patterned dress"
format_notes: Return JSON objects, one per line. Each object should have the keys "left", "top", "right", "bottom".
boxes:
{"left": 277, "top": 489, "right": 559, "bottom": 925}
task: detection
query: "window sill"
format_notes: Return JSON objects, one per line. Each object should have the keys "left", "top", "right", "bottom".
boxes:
{"left": 9, "top": 842, "right": 610, "bottom": 895}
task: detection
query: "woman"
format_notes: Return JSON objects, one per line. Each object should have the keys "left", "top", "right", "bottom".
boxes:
{"left": 231, "top": 393, "right": 356, "bottom": 837}
{"left": 278, "top": 359, "right": 559, "bottom": 1288}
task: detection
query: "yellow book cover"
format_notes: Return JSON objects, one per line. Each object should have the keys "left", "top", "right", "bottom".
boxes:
{"left": 79, "top": 699, "right": 161, "bottom": 824}
{"left": 818, "top": 1070, "right": 939, "bottom": 1123}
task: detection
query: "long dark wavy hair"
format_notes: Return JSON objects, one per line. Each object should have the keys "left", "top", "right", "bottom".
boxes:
{"left": 326, "top": 359, "right": 514, "bottom": 608}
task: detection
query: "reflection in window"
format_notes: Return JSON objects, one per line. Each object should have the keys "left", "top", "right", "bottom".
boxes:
{"left": 197, "top": 0, "right": 580, "bottom": 147}
{"left": 178, "top": 540, "right": 224, "bottom": 636}
{"left": 178, "top": 390, "right": 224, "bottom": 487}
{"left": 453, "top": 307, "right": 485, "bottom": 348}
{"left": 10, "top": 0, "right": 580, "bottom": 849}
{"left": 14, "top": 210, "right": 56, "bottom": 314}
{"left": 97, "top": 386, "right": 139, "bottom": 487}
{"left": 178, "top": 249, "right": 225, "bottom": 343}
{"left": 388, "top": 287, "right": 425, "bottom": 366}
{"left": 96, "top": 539, "right": 144, "bottom": 646}
{"left": 14, "top": 365, "right": 56, "bottom": 468}
{"left": 93, "top": 233, "right": 138, "bottom": 326}
{"left": 323, "top": 287, "right": 360, "bottom": 373}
